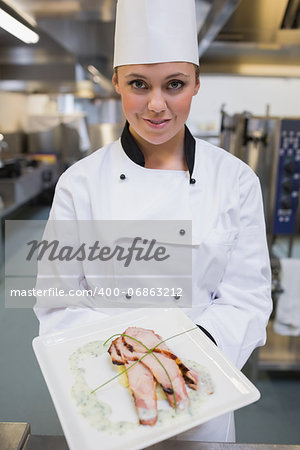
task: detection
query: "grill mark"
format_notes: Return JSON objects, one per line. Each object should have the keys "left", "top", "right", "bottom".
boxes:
{"left": 114, "top": 343, "right": 122, "bottom": 357}
{"left": 178, "top": 362, "right": 188, "bottom": 373}
{"left": 164, "top": 352, "right": 176, "bottom": 360}
{"left": 112, "top": 360, "right": 124, "bottom": 366}
{"left": 108, "top": 341, "right": 124, "bottom": 365}
{"left": 162, "top": 386, "right": 174, "bottom": 395}
{"left": 122, "top": 335, "right": 134, "bottom": 352}
{"left": 183, "top": 374, "right": 196, "bottom": 386}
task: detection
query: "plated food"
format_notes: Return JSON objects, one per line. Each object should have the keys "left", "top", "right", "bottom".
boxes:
{"left": 33, "top": 308, "right": 260, "bottom": 450}
{"left": 107, "top": 327, "right": 213, "bottom": 426}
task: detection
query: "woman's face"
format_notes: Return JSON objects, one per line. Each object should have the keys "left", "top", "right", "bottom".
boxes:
{"left": 112, "top": 62, "right": 200, "bottom": 146}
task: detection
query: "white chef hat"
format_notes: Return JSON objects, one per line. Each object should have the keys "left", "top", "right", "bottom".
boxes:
{"left": 113, "top": 0, "right": 199, "bottom": 68}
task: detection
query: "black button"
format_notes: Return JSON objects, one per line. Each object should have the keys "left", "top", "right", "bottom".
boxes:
{"left": 280, "top": 196, "right": 292, "bottom": 210}
{"left": 120, "top": 174, "right": 126, "bottom": 180}
{"left": 179, "top": 229, "right": 186, "bottom": 236}
{"left": 283, "top": 161, "right": 296, "bottom": 175}
{"left": 190, "top": 178, "right": 196, "bottom": 184}
{"left": 125, "top": 293, "right": 132, "bottom": 299}
{"left": 282, "top": 178, "right": 294, "bottom": 193}
{"left": 174, "top": 295, "right": 181, "bottom": 300}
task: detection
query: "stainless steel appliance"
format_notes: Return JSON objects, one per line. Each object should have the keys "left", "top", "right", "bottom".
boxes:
{"left": 220, "top": 110, "right": 300, "bottom": 374}
{"left": 220, "top": 111, "right": 300, "bottom": 241}
{"left": 87, "top": 122, "right": 124, "bottom": 153}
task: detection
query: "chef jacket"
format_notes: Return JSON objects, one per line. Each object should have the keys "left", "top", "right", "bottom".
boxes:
{"left": 34, "top": 123, "right": 272, "bottom": 442}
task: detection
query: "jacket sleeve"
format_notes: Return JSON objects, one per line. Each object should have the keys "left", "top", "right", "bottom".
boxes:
{"left": 195, "top": 168, "right": 272, "bottom": 369}
{"left": 34, "top": 172, "right": 109, "bottom": 335}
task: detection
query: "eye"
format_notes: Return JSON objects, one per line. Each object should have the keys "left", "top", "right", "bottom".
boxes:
{"left": 129, "top": 79, "right": 147, "bottom": 89}
{"left": 168, "top": 80, "right": 184, "bottom": 90}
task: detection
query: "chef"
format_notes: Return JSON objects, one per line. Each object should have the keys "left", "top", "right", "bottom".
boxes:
{"left": 34, "top": 0, "right": 272, "bottom": 442}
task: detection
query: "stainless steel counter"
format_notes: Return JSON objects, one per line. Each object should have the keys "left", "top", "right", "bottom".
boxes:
{"left": 0, "top": 162, "right": 59, "bottom": 216}
{"left": 24, "top": 435, "right": 300, "bottom": 450}
{"left": 0, "top": 422, "right": 30, "bottom": 450}
{"left": 2, "top": 424, "right": 299, "bottom": 450}
{"left": 0, "top": 162, "right": 59, "bottom": 274}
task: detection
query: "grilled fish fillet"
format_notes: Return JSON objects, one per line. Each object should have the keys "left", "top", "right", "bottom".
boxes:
{"left": 124, "top": 327, "right": 199, "bottom": 389}
{"left": 109, "top": 337, "right": 158, "bottom": 425}
{"left": 107, "top": 327, "right": 201, "bottom": 425}
{"left": 125, "top": 361, "right": 158, "bottom": 425}
{"left": 118, "top": 334, "right": 190, "bottom": 410}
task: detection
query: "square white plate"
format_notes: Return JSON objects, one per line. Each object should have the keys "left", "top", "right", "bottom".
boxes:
{"left": 33, "top": 308, "right": 260, "bottom": 450}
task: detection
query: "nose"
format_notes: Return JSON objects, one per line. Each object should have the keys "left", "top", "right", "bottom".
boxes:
{"left": 148, "top": 89, "right": 167, "bottom": 113}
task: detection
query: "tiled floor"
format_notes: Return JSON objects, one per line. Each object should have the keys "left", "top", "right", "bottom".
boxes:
{"left": 0, "top": 204, "right": 299, "bottom": 443}
{"left": 235, "top": 371, "right": 300, "bottom": 444}
{"left": 0, "top": 204, "right": 63, "bottom": 435}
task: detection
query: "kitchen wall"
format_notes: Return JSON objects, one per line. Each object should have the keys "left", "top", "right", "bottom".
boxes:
{"left": 187, "top": 76, "right": 300, "bottom": 135}
{"left": 27, "top": 94, "right": 59, "bottom": 116}
{"left": 0, "top": 92, "right": 27, "bottom": 133}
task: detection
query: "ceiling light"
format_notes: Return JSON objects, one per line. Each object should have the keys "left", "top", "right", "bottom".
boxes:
{"left": 0, "top": 6, "right": 39, "bottom": 43}
{"left": 4, "top": 0, "right": 37, "bottom": 26}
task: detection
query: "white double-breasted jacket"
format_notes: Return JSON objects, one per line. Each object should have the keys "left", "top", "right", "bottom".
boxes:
{"left": 35, "top": 124, "right": 272, "bottom": 442}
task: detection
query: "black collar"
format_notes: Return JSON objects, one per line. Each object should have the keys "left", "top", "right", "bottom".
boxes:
{"left": 120, "top": 121, "right": 196, "bottom": 180}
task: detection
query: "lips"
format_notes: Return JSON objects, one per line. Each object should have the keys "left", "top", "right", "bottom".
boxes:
{"left": 143, "top": 118, "right": 171, "bottom": 129}
{"left": 147, "top": 119, "right": 169, "bottom": 124}
{"left": 145, "top": 118, "right": 170, "bottom": 123}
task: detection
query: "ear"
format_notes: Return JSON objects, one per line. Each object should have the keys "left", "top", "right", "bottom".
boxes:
{"left": 193, "top": 77, "right": 200, "bottom": 96}
{"left": 112, "top": 71, "right": 120, "bottom": 94}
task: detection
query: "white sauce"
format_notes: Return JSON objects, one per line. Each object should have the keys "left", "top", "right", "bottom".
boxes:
{"left": 138, "top": 407, "right": 157, "bottom": 421}
{"left": 69, "top": 340, "right": 215, "bottom": 435}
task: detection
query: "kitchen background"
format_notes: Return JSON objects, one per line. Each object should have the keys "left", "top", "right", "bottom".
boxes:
{"left": 0, "top": 0, "right": 300, "bottom": 447}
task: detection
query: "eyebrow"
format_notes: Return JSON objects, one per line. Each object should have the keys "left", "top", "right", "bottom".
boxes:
{"left": 124, "top": 72, "right": 190, "bottom": 79}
